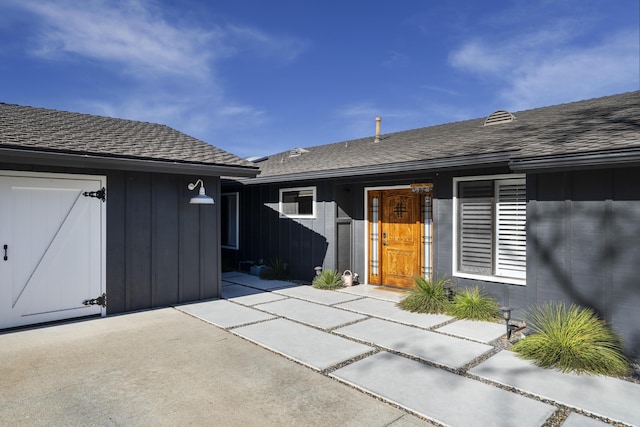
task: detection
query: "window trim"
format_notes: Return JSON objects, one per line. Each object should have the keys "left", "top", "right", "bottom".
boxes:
{"left": 279, "top": 186, "right": 316, "bottom": 219}
{"left": 221, "top": 192, "right": 240, "bottom": 250}
{"left": 452, "top": 174, "right": 526, "bottom": 286}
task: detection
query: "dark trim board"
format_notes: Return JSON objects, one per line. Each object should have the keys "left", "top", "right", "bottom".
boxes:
{"left": 0, "top": 147, "right": 258, "bottom": 177}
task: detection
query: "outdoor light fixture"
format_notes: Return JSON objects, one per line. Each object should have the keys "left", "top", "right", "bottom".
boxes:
{"left": 314, "top": 266, "right": 323, "bottom": 276}
{"left": 188, "top": 179, "right": 214, "bottom": 205}
{"left": 500, "top": 306, "right": 514, "bottom": 339}
{"left": 443, "top": 284, "right": 453, "bottom": 301}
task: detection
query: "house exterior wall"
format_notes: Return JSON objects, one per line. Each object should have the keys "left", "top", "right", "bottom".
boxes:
{"left": 528, "top": 167, "right": 640, "bottom": 356}
{"left": 224, "top": 180, "right": 334, "bottom": 281}
{"left": 106, "top": 171, "right": 220, "bottom": 314}
{"left": 0, "top": 163, "right": 221, "bottom": 315}
{"left": 227, "top": 165, "right": 639, "bottom": 355}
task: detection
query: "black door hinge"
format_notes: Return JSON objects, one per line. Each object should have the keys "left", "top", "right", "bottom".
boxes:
{"left": 83, "top": 293, "right": 107, "bottom": 308}
{"left": 83, "top": 187, "right": 106, "bottom": 202}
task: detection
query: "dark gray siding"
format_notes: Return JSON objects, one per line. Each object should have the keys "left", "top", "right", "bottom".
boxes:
{"left": 107, "top": 171, "right": 219, "bottom": 313}
{"left": 0, "top": 163, "right": 221, "bottom": 315}
{"left": 529, "top": 167, "right": 640, "bottom": 356}
{"left": 227, "top": 165, "right": 639, "bottom": 355}
{"left": 227, "top": 181, "right": 332, "bottom": 281}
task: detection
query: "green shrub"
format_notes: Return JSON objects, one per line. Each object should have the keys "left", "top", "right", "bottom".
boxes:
{"left": 260, "top": 258, "right": 289, "bottom": 280}
{"left": 448, "top": 286, "right": 501, "bottom": 321}
{"left": 398, "top": 276, "right": 452, "bottom": 314}
{"left": 511, "top": 302, "right": 629, "bottom": 376}
{"left": 312, "top": 269, "right": 343, "bottom": 290}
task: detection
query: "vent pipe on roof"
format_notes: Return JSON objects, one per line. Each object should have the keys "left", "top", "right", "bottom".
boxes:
{"left": 374, "top": 117, "right": 381, "bottom": 143}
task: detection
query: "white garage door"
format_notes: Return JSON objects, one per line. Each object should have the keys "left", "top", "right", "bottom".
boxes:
{"left": 0, "top": 171, "right": 106, "bottom": 329}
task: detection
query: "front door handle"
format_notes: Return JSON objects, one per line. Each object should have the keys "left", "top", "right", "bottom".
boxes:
{"left": 382, "top": 241, "right": 387, "bottom": 246}
{"left": 3, "top": 244, "right": 7, "bottom": 261}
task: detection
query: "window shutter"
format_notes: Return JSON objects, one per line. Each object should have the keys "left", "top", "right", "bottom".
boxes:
{"left": 458, "top": 181, "right": 493, "bottom": 275}
{"left": 495, "top": 179, "right": 526, "bottom": 279}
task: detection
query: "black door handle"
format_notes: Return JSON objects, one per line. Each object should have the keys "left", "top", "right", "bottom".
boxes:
{"left": 3, "top": 244, "right": 7, "bottom": 261}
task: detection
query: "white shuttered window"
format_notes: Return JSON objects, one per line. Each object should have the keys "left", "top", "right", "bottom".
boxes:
{"left": 495, "top": 179, "right": 527, "bottom": 279}
{"left": 456, "top": 177, "right": 526, "bottom": 283}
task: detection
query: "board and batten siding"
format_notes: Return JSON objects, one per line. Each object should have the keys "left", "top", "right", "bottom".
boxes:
{"left": 528, "top": 167, "right": 640, "bottom": 357}
{"left": 107, "top": 171, "right": 220, "bottom": 314}
{"left": 234, "top": 181, "right": 334, "bottom": 281}
{"left": 0, "top": 164, "right": 221, "bottom": 315}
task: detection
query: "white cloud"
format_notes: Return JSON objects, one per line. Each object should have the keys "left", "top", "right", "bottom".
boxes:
{"left": 12, "top": 0, "right": 306, "bottom": 79}
{"left": 448, "top": 41, "right": 510, "bottom": 74}
{"left": 449, "top": 25, "right": 639, "bottom": 110}
{"left": 3, "top": 0, "right": 306, "bottom": 147}
{"left": 15, "top": 0, "right": 217, "bottom": 79}
{"left": 503, "top": 31, "right": 640, "bottom": 110}
{"left": 224, "top": 25, "right": 307, "bottom": 63}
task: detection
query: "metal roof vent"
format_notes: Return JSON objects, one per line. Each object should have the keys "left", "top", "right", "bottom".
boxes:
{"left": 289, "top": 147, "right": 309, "bottom": 157}
{"left": 246, "top": 155, "right": 268, "bottom": 163}
{"left": 484, "top": 110, "right": 516, "bottom": 126}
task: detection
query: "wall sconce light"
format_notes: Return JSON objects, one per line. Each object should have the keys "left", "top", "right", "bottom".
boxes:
{"left": 188, "top": 179, "right": 214, "bottom": 205}
{"left": 443, "top": 284, "right": 453, "bottom": 301}
{"left": 500, "top": 306, "right": 515, "bottom": 339}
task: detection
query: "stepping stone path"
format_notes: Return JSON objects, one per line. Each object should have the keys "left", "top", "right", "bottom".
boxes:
{"left": 177, "top": 273, "right": 640, "bottom": 427}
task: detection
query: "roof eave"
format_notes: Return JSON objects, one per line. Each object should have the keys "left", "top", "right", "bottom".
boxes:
{"left": 509, "top": 148, "right": 640, "bottom": 172}
{"left": 0, "top": 147, "right": 259, "bottom": 177}
{"left": 237, "top": 151, "right": 516, "bottom": 184}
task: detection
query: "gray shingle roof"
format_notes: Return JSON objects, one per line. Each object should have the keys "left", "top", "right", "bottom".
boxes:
{"left": 251, "top": 91, "right": 639, "bottom": 181}
{"left": 0, "top": 103, "right": 256, "bottom": 169}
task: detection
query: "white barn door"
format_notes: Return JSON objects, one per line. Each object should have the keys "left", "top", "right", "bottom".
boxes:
{"left": 0, "top": 172, "right": 106, "bottom": 329}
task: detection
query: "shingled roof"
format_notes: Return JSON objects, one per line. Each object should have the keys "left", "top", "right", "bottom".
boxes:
{"left": 0, "top": 103, "right": 258, "bottom": 176}
{"left": 245, "top": 91, "right": 639, "bottom": 183}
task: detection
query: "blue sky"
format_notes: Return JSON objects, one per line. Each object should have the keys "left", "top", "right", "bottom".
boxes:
{"left": 0, "top": 0, "right": 638, "bottom": 159}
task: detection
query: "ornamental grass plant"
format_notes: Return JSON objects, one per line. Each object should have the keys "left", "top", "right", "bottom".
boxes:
{"left": 312, "top": 269, "right": 343, "bottom": 290}
{"left": 511, "top": 302, "right": 629, "bottom": 376}
{"left": 398, "top": 276, "right": 452, "bottom": 314}
{"left": 448, "top": 286, "right": 501, "bottom": 321}
{"left": 260, "top": 258, "right": 289, "bottom": 280}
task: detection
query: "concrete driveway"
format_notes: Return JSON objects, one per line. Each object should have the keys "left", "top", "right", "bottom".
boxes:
{"left": 0, "top": 307, "right": 431, "bottom": 426}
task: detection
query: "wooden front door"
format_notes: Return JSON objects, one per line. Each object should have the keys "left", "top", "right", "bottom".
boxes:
{"left": 368, "top": 189, "right": 423, "bottom": 288}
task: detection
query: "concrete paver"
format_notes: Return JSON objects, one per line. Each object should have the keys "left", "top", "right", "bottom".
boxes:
{"left": 338, "top": 284, "right": 407, "bottom": 303}
{"left": 335, "top": 318, "right": 493, "bottom": 369}
{"left": 223, "top": 273, "right": 295, "bottom": 290}
{"left": 254, "top": 298, "right": 368, "bottom": 330}
{"left": 232, "top": 318, "right": 375, "bottom": 371}
{"left": 469, "top": 350, "right": 640, "bottom": 426}
{"left": 176, "top": 299, "right": 275, "bottom": 328}
{"left": 222, "top": 284, "right": 288, "bottom": 306}
{"left": 273, "top": 284, "right": 364, "bottom": 305}
{"left": 435, "top": 319, "right": 506, "bottom": 343}
{"left": 1, "top": 308, "right": 430, "bottom": 426}
{"left": 336, "top": 297, "right": 452, "bottom": 329}
{"left": 332, "top": 351, "right": 556, "bottom": 427}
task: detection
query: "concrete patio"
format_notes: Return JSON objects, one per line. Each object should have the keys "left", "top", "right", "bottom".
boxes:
{"left": 2, "top": 272, "right": 638, "bottom": 426}
{"left": 178, "top": 272, "right": 640, "bottom": 427}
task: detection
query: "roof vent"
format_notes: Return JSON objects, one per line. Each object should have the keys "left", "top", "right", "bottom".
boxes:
{"left": 289, "top": 147, "right": 309, "bottom": 157}
{"left": 484, "top": 110, "right": 516, "bottom": 126}
{"left": 246, "top": 155, "right": 268, "bottom": 163}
